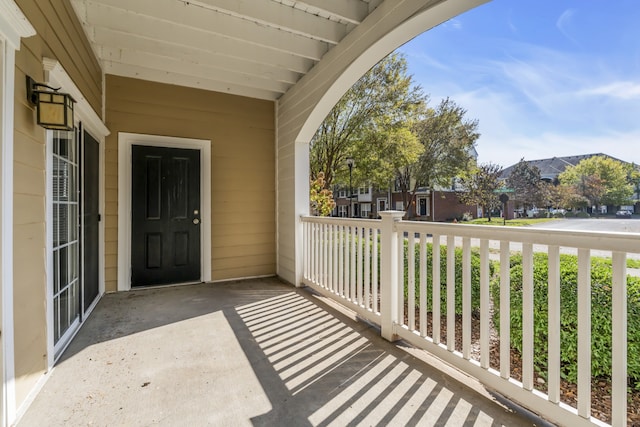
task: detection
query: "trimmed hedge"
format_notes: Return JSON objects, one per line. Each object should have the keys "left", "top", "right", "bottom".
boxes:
{"left": 491, "top": 252, "right": 640, "bottom": 388}
{"left": 404, "top": 241, "right": 492, "bottom": 315}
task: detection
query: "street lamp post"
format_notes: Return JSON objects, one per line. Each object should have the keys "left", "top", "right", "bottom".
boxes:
{"left": 346, "top": 157, "right": 354, "bottom": 218}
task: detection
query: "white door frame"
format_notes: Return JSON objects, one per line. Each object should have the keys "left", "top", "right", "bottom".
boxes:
{"left": 118, "top": 133, "right": 212, "bottom": 291}
{"left": 42, "top": 59, "right": 110, "bottom": 371}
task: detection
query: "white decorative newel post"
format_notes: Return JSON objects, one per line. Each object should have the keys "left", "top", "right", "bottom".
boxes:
{"left": 379, "top": 211, "right": 404, "bottom": 341}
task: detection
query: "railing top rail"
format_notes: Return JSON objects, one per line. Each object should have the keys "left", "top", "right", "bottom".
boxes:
{"left": 300, "top": 215, "right": 381, "bottom": 226}
{"left": 397, "top": 220, "right": 640, "bottom": 254}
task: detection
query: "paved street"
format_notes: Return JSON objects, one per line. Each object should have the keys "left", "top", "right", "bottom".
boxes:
{"left": 527, "top": 217, "right": 640, "bottom": 234}
{"left": 441, "top": 218, "right": 640, "bottom": 272}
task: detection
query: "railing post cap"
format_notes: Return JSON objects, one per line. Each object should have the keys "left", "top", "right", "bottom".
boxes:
{"left": 379, "top": 210, "right": 405, "bottom": 219}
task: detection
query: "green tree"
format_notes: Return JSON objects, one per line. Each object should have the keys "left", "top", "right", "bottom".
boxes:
{"left": 309, "top": 172, "right": 335, "bottom": 216}
{"left": 506, "top": 159, "right": 544, "bottom": 209}
{"left": 398, "top": 98, "right": 479, "bottom": 218}
{"left": 309, "top": 53, "right": 425, "bottom": 190}
{"left": 457, "top": 162, "right": 502, "bottom": 222}
{"left": 627, "top": 163, "right": 640, "bottom": 202}
{"left": 558, "top": 156, "right": 633, "bottom": 208}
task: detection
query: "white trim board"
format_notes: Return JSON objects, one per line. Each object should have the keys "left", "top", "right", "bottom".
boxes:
{"left": 0, "top": 3, "right": 34, "bottom": 422}
{"left": 117, "top": 133, "right": 212, "bottom": 291}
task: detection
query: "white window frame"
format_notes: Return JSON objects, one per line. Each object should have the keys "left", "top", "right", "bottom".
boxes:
{"left": 377, "top": 198, "right": 387, "bottom": 213}
{"left": 360, "top": 202, "right": 371, "bottom": 218}
{"left": 118, "top": 133, "right": 212, "bottom": 291}
{"left": 338, "top": 205, "right": 347, "bottom": 217}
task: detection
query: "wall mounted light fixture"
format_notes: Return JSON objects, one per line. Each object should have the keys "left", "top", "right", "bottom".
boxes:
{"left": 26, "top": 75, "right": 75, "bottom": 131}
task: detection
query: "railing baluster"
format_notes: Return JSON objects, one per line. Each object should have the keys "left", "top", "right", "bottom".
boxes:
{"left": 364, "top": 227, "right": 371, "bottom": 310}
{"left": 327, "top": 223, "right": 333, "bottom": 291}
{"left": 447, "top": 235, "right": 455, "bottom": 352}
{"left": 303, "top": 221, "right": 309, "bottom": 281}
{"left": 577, "top": 248, "right": 591, "bottom": 418}
{"left": 480, "top": 239, "right": 489, "bottom": 369}
{"left": 522, "top": 243, "right": 534, "bottom": 390}
{"left": 323, "top": 223, "right": 328, "bottom": 287}
{"left": 500, "top": 240, "right": 510, "bottom": 379}
{"left": 336, "top": 225, "right": 344, "bottom": 297}
{"left": 408, "top": 232, "right": 416, "bottom": 331}
{"left": 462, "top": 237, "right": 471, "bottom": 359}
{"left": 333, "top": 224, "right": 340, "bottom": 295}
{"left": 432, "top": 234, "right": 441, "bottom": 345}
{"left": 313, "top": 222, "right": 318, "bottom": 284}
{"left": 398, "top": 227, "right": 405, "bottom": 327}
{"left": 342, "top": 225, "right": 351, "bottom": 299}
{"left": 548, "top": 245, "right": 560, "bottom": 403}
{"left": 372, "top": 228, "right": 378, "bottom": 313}
{"left": 611, "top": 251, "right": 627, "bottom": 426}
{"left": 350, "top": 225, "right": 357, "bottom": 302}
{"left": 420, "top": 233, "right": 427, "bottom": 337}
{"left": 357, "top": 225, "right": 363, "bottom": 305}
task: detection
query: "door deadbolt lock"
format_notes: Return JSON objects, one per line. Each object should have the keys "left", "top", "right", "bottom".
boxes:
{"left": 193, "top": 218, "right": 200, "bottom": 225}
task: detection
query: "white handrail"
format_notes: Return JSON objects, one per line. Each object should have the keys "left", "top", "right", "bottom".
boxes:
{"left": 301, "top": 214, "right": 638, "bottom": 427}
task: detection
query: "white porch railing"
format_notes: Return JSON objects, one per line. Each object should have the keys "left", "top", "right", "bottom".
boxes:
{"left": 301, "top": 212, "right": 640, "bottom": 427}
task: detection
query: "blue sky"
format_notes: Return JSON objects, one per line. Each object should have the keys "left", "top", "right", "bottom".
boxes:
{"left": 398, "top": 0, "right": 640, "bottom": 168}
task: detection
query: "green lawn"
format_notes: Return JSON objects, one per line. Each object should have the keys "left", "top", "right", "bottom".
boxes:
{"left": 465, "top": 217, "right": 559, "bottom": 227}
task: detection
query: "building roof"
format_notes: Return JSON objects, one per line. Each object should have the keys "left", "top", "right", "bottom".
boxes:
{"left": 500, "top": 153, "right": 628, "bottom": 181}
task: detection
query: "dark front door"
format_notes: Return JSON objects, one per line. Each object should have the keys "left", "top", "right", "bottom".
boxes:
{"left": 131, "top": 145, "right": 201, "bottom": 286}
{"left": 82, "top": 130, "right": 100, "bottom": 310}
{"left": 419, "top": 198, "right": 428, "bottom": 216}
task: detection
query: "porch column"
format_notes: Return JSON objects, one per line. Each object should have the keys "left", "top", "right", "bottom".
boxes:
{"left": 294, "top": 140, "right": 310, "bottom": 287}
{"left": 379, "top": 211, "right": 404, "bottom": 341}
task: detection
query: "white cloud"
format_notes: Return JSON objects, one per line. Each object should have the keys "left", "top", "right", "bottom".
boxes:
{"left": 443, "top": 19, "right": 463, "bottom": 30}
{"left": 579, "top": 82, "right": 640, "bottom": 100}
{"left": 556, "top": 9, "right": 579, "bottom": 45}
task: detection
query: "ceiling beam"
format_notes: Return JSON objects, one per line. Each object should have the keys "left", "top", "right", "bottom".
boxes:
{"left": 90, "top": 26, "right": 315, "bottom": 76}
{"left": 83, "top": 0, "right": 329, "bottom": 60}
{"left": 93, "top": 28, "right": 302, "bottom": 84}
{"left": 176, "top": 0, "right": 346, "bottom": 44}
{"left": 104, "top": 62, "right": 280, "bottom": 100}
{"left": 100, "top": 47, "right": 291, "bottom": 94}
{"left": 291, "top": 0, "right": 369, "bottom": 25}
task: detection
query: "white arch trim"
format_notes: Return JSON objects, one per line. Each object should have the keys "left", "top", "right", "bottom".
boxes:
{"left": 275, "top": 0, "right": 489, "bottom": 286}
{"left": 297, "top": 0, "right": 489, "bottom": 142}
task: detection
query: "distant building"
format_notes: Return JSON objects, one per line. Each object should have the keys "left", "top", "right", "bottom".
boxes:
{"left": 500, "top": 153, "right": 639, "bottom": 215}
{"left": 332, "top": 146, "right": 481, "bottom": 221}
{"left": 500, "top": 153, "right": 628, "bottom": 183}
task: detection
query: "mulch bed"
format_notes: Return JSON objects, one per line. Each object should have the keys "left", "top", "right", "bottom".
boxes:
{"left": 403, "top": 305, "right": 640, "bottom": 426}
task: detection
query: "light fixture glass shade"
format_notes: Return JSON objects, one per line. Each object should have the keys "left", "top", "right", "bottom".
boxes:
{"left": 36, "top": 91, "right": 75, "bottom": 131}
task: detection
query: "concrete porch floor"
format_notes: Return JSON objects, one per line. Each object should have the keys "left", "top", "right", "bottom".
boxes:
{"left": 18, "top": 278, "right": 542, "bottom": 427}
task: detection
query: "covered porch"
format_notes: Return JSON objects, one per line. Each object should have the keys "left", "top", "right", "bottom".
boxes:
{"left": 17, "top": 278, "right": 537, "bottom": 426}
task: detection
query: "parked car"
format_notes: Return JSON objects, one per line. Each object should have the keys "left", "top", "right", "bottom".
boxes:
{"left": 616, "top": 210, "right": 632, "bottom": 218}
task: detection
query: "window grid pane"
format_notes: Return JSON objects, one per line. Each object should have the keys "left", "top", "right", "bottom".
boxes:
{"left": 52, "top": 130, "right": 80, "bottom": 345}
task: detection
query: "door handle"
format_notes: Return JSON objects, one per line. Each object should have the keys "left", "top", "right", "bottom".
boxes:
{"left": 193, "top": 218, "right": 200, "bottom": 225}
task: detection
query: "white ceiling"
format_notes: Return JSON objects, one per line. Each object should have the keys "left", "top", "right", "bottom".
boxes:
{"left": 71, "top": 0, "right": 383, "bottom": 100}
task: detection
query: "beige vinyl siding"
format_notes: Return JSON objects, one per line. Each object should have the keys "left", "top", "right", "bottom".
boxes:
{"left": 16, "top": 0, "right": 102, "bottom": 114}
{"left": 12, "top": 0, "right": 101, "bottom": 408}
{"left": 104, "top": 75, "right": 276, "bottom": 289}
